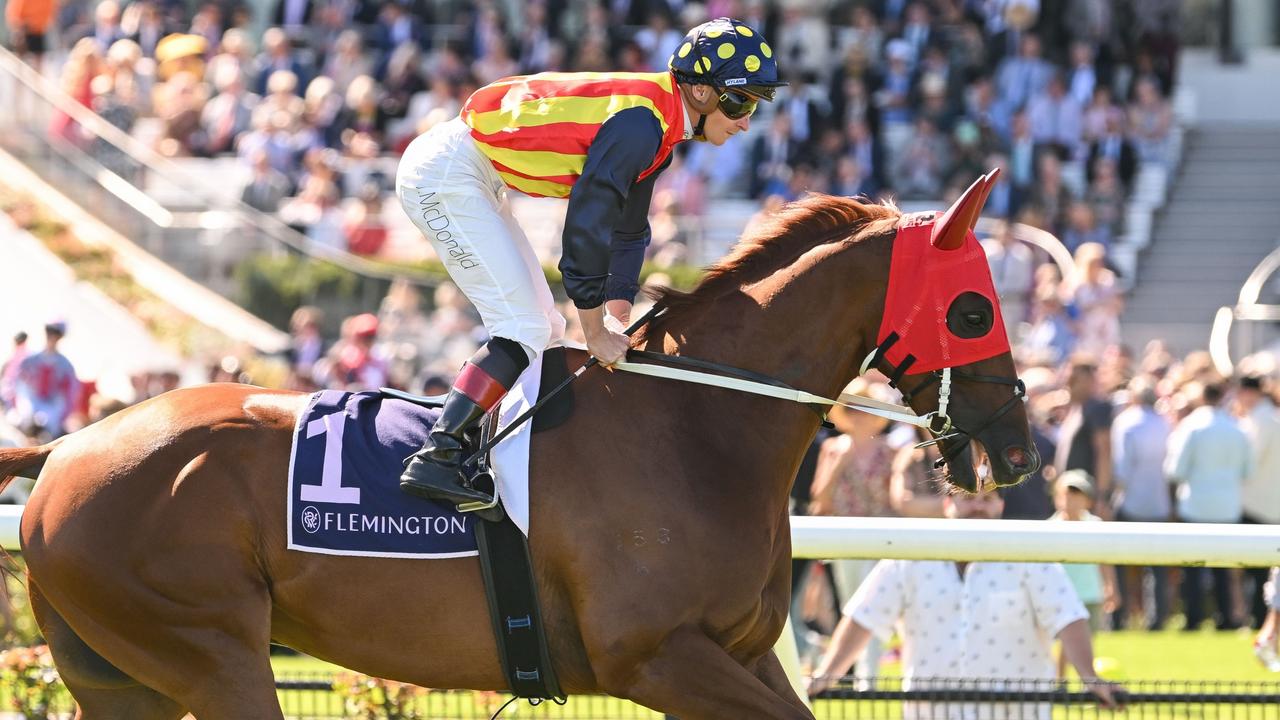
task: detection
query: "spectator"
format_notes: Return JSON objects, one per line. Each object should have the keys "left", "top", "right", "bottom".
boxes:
{"left": 50, "top": 38, "right": 105, "bottom": 145}
{"left": 750, "top": 113, "right": 798, "bottom": 199}
{"left": 1128, "top": 77, "right": 1173, "bottom": 166}
{"left": 379, "top": 43, "right": 428, "bottom": 126}
{"left": 1023, "top": 287, "right": 1076, "bottom": 366}
{"left": 809, "top": 377, "right": 898, "bottom": 679}
{"left": 321, "top": 29, "right": 374, "bottom": 96}
{"left": 1233, "top": 375, "right": 1280, "bottom": 627}
{"left": 154, "top": 70, "right": 208, "bottom": 156}
{"left": 1166, "top": 382, "right": 1251, "bottom": 630}
{"left": 1066, "top": 243, "right": 1122, "bottom": 355}
{"left": 887, "top": 437, "right": 944, "bottom": 519}
{"left": 344, "top": 183, "right": 389, "bottom": 256}
{"left": 201, "top": 62, "right": 258, "bottom": 156}
{"left": 1066, "top": 41, "right": 1097, "bottom": 108}
{"left": 253, "top": 69, "right": 306, "bottom": 133}
{"left": 1051, "top": 470, "right": 1119, "bottom": 632}
{"left": 332, "top": 75, "right": 387, "bottom": 147}
{"left": 1086, "top": 113, "right": 1137, "bottom": 188}
{"left": 121, "top": 0, "right": 170, "bottom": 60}
{"left": 1110, "top": 376, "right": 1173, "bottom": 629}
{"left": 1255, "top": 568, "right": 1280, "bottom": 671}
{"left": 1054, "top": 357, "right": 1114, "bottom": 511}
{"left": 1086, "top": 158, "right": 1125, "bottom": 241}
{"left": 834, "top": 5, "right": 883, "bottom": 71}
{"left": 0, "top": 332, "right": 29, "bottom": 411}
{"left": 11, "top": 321, "right": 81, "bottom": 441}
{"left": 286, "top": 306, "right": 325, "bottom": 390}
{"left": 240, "top": 148, "right": 292, "bottom": 212}
{"left": 253, "top": 26, "right": 310, "bottom": 97}
{"left": 876, "top": 40, "right": 916, "bottom": 170}
{"left": 982, "top": 220, "right": 1035, "bottom": 333}
{"left": 302, "top": 75, "right": 345, "bottom": 149}
{"left": 1082, "top": 86, "right": 1123, "bottom": 143}
{"left": 893, "top": 118, "right": 948, "bottom": 199}
{"left": 4, "top": 0, "right": 57, "bottom": 70}
{"left": 807, "top": 488, "right": 1118, "bottom": 716}
{"left": 83, "top": 0, "right": 127, "bottom": 55}
{"left": 994, "top": 33, "right": 1054, "bottom": 113}
{"left": 1026, "top": 74, "right": 1083, "bottom": 158}
{"left": 1061, "top": 201, "right": 1108, "bottom": 252}
{"left": 315, "top": 313, "right": 389, "bottom": 391}
{"left": 1027, "top": 151, "right": 1071, "bottom": 234}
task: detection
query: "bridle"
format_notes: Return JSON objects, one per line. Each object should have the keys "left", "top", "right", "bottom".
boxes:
{"left": 465, "top": 307, "right": 1026, "bottom": 471}
{"left": 859, "top": 333, "right": 1026, "bottom": 468}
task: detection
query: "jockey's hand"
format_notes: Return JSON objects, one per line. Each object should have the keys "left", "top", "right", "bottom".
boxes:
{"left": 605, "top": 299, "right": 633, "bottom": 326}
{"left": 579, "top": 305, "right": 631, "bottom": 367}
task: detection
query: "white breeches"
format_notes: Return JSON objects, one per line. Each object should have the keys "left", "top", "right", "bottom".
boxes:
{"left": 396, "top": 117, "right": 566, "bottom": 360}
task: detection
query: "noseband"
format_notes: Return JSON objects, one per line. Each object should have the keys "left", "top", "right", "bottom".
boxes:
{"left": 861, "top": 333, "right": 1026, "bottom": 469}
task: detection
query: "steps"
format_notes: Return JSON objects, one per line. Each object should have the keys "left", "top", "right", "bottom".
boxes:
{"left": 1120, "top": 125, "right": 1280, "bottom": 355}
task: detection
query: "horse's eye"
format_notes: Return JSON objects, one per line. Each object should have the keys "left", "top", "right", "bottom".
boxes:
{"left": 947, "top": 292, "right": 994, "bottom": 338}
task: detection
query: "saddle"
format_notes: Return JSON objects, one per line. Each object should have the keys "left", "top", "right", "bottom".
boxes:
{"left": 379, "top": 347, "right": 579, "bottom": 703}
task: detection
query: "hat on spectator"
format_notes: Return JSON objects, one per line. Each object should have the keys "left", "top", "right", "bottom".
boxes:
{"left": 44, "top": 319, "right": 67, "bottom": 336}
{"left": 349, "top": 313, "right": 379, "bottom": 340}
{"left": 1057, "top": 469, "right": 1095, "bottom": 500}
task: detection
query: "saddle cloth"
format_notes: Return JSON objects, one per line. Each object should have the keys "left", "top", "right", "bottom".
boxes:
{"left": 286, "top": 353, "right": 546, "bottom": 558}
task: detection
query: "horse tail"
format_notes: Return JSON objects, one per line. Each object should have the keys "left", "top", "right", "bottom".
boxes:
{"left": 0, "top": 443, "right": 57, "bottom": 493}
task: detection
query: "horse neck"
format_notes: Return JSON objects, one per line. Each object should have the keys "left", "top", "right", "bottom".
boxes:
{"left": 642, "top": 234, "right": 893, "bottom": 506}
{"left": 649, "top": 236, "right": 891, "bottom": 399}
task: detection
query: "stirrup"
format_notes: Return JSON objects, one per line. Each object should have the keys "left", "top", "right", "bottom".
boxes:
{"left": 457, "top": 469, "right": 504, "bottom": 522}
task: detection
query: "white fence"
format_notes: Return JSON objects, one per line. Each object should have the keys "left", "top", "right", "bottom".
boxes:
{"left": 3, "top": 506, "right": 1278, "bottom": 567}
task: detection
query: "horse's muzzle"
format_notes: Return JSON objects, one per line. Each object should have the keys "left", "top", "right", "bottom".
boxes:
{"left": 994, "top": 443, "right": 1040, "bottom": 486}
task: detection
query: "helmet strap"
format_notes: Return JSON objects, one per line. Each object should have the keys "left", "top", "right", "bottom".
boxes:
{"left": 679, "top": 83, "right": 717, "bottom": 142}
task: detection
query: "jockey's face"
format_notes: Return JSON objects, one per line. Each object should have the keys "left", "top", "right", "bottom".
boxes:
{"left": 687, "top": 84, "right": 752, "bottom": 146}
{"left": 705, "top": 102, "right": 751, "bottom": 145}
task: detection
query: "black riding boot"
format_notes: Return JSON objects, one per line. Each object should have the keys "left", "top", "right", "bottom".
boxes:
{"left": 399, "top": 388, "right": 495, "bottom": 505}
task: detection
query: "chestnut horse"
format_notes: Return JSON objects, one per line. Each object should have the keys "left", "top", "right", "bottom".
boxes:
{"left": 0, "top": 188, "right": 1038, "bottom": 719}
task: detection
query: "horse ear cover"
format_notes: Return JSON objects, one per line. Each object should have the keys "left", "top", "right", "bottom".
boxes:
{"left": 931, "top": 169, "right": 1000, "bottom": 251}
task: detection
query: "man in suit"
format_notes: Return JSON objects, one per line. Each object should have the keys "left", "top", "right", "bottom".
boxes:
{"left": 1086, "top": 114, "right": 1137, "bottom": 188}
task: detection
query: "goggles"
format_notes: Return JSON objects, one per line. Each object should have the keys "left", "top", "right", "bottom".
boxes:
{"left": 716, "top": 89, "right": 759, "bottom": 120}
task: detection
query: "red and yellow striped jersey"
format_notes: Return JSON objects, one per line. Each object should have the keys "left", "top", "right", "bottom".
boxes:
{"left": 461, "top": 71, "right": 686, "bottom": 199}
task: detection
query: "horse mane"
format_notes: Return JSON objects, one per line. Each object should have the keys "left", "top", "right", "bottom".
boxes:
{"left": 649, "top": 194, "right": 900, "bottom": 319}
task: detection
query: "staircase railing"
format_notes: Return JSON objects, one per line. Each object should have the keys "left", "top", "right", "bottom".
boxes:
{"left": 0, "top": 45, "right": 445, "bottom": 329}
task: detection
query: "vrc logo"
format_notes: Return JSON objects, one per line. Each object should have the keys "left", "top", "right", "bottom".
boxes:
{"left": 301, "top": 506, "right": 322, "bottom": 534}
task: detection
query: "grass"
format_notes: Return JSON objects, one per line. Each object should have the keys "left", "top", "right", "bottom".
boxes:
{"left": 263, "top": 628, "right": 1278, "bottom": 718}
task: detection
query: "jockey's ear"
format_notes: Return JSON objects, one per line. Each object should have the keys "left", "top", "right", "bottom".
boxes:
{"left": 683, "top": 83, "right": 717, "bottom": 110}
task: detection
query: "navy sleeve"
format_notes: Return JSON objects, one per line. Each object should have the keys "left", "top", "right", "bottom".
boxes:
{"left": 604, "top": 154, "right": 669, "bottom": 303}
{"left": 559, "top": 107, "right": 664, "bottom": 309}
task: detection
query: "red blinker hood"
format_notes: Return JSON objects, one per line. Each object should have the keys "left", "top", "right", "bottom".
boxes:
{"left": 875, "top": 169, "right": 1011, "bottom": 376}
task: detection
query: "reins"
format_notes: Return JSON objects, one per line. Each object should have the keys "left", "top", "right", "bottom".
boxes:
{"left": 464, "top": 306, "right": 974, "bottom": 467}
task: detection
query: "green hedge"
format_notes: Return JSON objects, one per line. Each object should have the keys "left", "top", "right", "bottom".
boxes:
{"left": 235, "top": 253, "right": 707, "bottom": 332}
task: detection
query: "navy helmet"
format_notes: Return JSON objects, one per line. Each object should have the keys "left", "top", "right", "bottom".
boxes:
{"left": 669, "top": 17, "right": 787, "bottom": 101}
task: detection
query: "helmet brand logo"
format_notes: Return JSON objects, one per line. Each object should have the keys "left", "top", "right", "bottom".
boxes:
{"left": 724, "top": 78, "right": 747, "bottom": 86}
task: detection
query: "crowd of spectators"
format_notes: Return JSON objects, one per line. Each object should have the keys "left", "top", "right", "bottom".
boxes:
{"left": 9, "top": 0, "right": 1179, "bottom": 267}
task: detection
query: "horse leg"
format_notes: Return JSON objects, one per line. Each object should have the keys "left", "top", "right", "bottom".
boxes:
{"left": 601, "top": 628, "right": 815, "bottom": 720}
{"left": 28, "top": 580, "right": 187, "bottom": 720}
{"left": 752, "top": 649, "right": 812, "bottom": 715}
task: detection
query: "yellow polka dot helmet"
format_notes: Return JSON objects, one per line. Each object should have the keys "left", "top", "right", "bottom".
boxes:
{"left": 669, "top": 17, "right": 787, "bottom": 100}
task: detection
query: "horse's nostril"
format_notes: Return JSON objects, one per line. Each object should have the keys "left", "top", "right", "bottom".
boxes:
{"left": 1004, "top": 446, "right": 1030, "bottom": 469}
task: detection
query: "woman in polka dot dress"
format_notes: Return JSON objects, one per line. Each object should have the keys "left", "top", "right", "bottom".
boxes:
{"left": 396, "top": 18, "right": 787, "bottom": 507}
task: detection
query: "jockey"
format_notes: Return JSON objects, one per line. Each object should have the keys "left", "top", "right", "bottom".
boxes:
{"left": 396, "top": 18, "right": 786, "bottom": 506}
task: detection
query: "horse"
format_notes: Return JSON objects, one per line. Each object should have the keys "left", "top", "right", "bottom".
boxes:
{"left": 0, "top": 181, "right": 1039, "bottom": 719}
